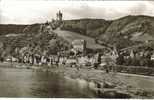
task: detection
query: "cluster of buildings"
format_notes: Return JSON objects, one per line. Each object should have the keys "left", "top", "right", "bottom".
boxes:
{"left": 3, "top": 37, "right": 103, "bottom": 69}
{"left": 21, "top": 38, "right": 101, "bottom": 68}
{"left": 117, "top": 45, "right": 154, "bottom": 67}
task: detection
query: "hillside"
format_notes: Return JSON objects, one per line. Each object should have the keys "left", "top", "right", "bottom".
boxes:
{"left": 53, "top": 28, "right": 105, "bottom": 49}
{"left": 0, "top": 15, "right": 154, "bottom": 52}
{"left": 61, "top": 15, "right": 154, "bottom": 49}
{"left": 62, "top": 18, "right": 111, "bottom": 38}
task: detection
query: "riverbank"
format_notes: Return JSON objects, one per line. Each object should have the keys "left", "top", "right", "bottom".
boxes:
{"left": 0, "top": 62, "right": 154, "bottom": 98}
{"left": 38, "top": 65, "right": 154, "bottom": 98}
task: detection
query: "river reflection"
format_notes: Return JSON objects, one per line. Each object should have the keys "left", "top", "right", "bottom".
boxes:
{"left": 0, "top": 67, "right": 96, "bottom": 98}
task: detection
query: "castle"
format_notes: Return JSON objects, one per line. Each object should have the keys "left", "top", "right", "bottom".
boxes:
{"left": 56, "top": 10, "right": 63, "bottom": 24}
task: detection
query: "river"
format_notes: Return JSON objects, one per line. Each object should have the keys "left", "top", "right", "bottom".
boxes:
{"left": 0, "top": 67, "right": 97, "bottom": 98}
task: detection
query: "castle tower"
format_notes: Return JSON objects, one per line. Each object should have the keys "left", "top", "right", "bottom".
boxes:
{"left": 56, "top": 10, "right": 63, "bottom": 23}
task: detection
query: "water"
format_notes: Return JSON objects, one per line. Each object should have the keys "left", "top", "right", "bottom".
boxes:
{"left": 0, "top": 67, "right": 97, "bottom": 98}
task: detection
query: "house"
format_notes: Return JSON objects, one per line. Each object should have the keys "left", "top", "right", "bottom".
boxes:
{"left": 151, "top": 53, "right": 154, "bottom": 60}
{"left": 72, "top": 39, "right": 86, "bottom": 54}
{"left": 77, "top": 56, "right": 88, "bottom": 66}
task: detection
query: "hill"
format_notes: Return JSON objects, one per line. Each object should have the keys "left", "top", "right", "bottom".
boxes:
{"left": 61, "top": 15, "right": 154, "bottom": 49}
{"left": 0, "top": 15, "right": 154, "bottom": 52}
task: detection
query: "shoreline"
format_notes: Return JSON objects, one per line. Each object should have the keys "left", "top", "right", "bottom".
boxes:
{"left": 0, "top": 62, "right": 154, "bottom": 98}
{"left": 38, "top": 66, "right": 154, "bottom": 98}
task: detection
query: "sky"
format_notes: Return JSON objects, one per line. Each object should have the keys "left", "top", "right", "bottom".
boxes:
{"left": 0, "top": 0, "right": 154, "bottom": 24}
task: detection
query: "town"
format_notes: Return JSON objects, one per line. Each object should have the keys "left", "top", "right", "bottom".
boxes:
{"left": 1, "top": 11, "right": 154, "bottom": 76}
